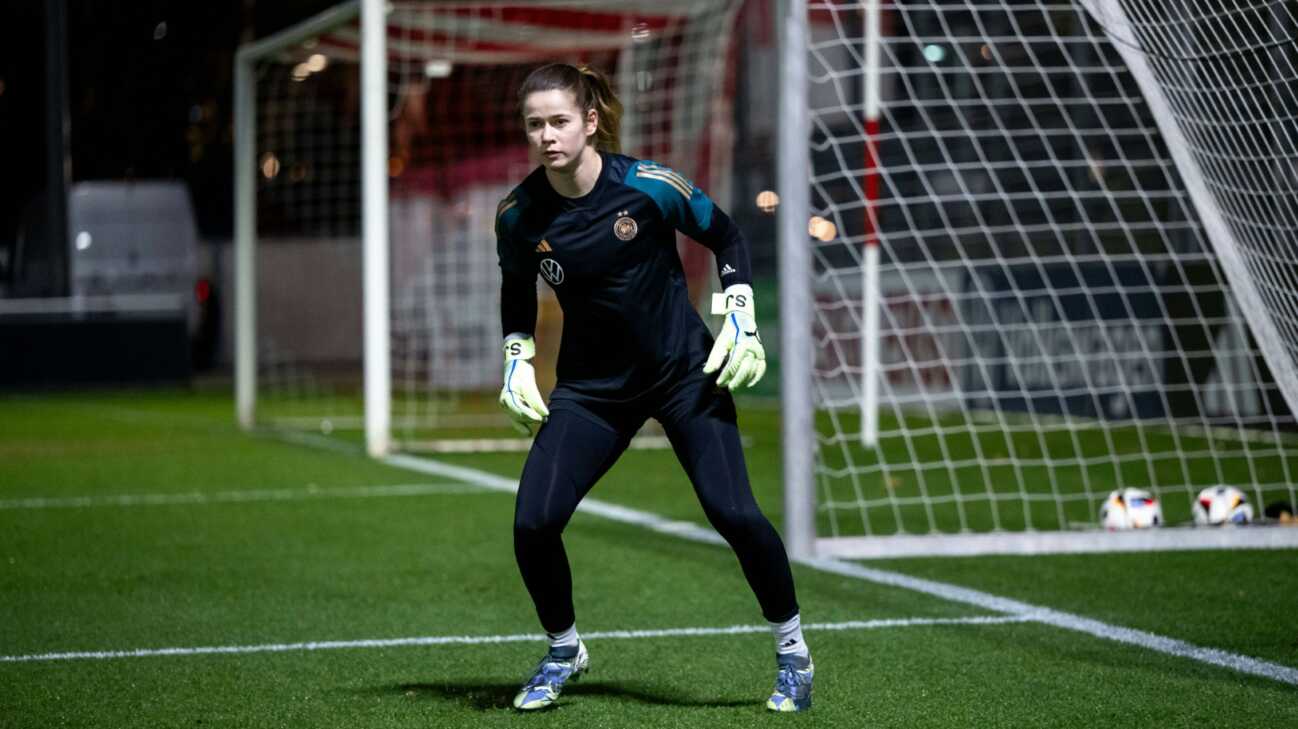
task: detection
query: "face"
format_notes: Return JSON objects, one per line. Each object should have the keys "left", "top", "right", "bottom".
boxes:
{"left": 522, "top": 89, "right": 598, "bottom": 172}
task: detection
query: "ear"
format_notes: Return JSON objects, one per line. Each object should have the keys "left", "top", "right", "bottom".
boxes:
{"left": 584, "top": 107, "right": 599, "bottom": 139}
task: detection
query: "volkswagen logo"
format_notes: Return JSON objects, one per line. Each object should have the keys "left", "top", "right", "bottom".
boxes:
{"left": 540, "top": 258, "right": 565, "bottom": 285}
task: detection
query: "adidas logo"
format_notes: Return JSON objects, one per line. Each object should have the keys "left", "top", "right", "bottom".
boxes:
{"left": 535, "top": 240, "right": 553, "bottom": 253}
{"left": 720, "top": 263, "right": 737, "bottom": 276}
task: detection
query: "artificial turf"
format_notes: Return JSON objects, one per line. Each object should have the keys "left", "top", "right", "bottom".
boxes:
{"left": 2, "top": 388, "right": 1296, "bottom": 728}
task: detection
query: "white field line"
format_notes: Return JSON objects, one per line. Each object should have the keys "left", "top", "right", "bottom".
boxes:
{"left": 0, "top": 615, "right": 1031, "bottom": 664}
{"left": 0, "top": 482, "right": 485, "bottom": 510}
{"left": 379, "top": 453, "right": 1298, "bottom": 687}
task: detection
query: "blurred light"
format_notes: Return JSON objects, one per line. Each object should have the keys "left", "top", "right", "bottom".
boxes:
{"left": 195, "top": 279, "right": 211, "bottom": 304}
{"left": 755, "top": 190, "right": 780, "bottom": 213}
{"left": 260, "top": 153, "right": 280, "bottom": 179}
{"left": 389, "top": 155, "right": 406, "bottom": 177}
{"left": 980, "top": 44, "right": 993, "bottom": 61}
{"left": 424, "top": 59, "right": 453, "bottom": 78}
{"left": 631, "top": 22, "right": 652, "bottom": 43}
{"left": 153, "top": 21, "right": 167, "bottom": 41}
{"left": 923, "top": 44, "right": 945, "bottom": 63}
{"left": 305, "top": 54, "right": 328, "bottom": 73}
{"left": 291, "top": 64, "right": 311, "bottom": 82}
{"left": 75, "top": 232, "right": 92, "bottom": 251}
{"left": 808, "top": 216, "right": 837, "bottom": 242}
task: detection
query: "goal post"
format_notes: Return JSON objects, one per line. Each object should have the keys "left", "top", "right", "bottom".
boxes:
{"left": 789, "top": 0, "right": 1298, "bottom": 558}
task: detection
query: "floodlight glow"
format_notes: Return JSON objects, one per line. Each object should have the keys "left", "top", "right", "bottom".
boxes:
{"left": 75, "top": 232, "right": 92, "bottom": 251}
{"left": 292, "top": 64, "right": 310, "bottom": 82}
{"left": 261, "top": 153, "right": 281, "bottom": 179}
{"left": 424, "top": 60, "right": 453, "bottom": 78}
{"left": 808, "top": 216, "right": 837, "bottom": 241}
{"left": 305, "top": 54, "right": 328, "bottom": 72}
{"left": 756, "top": 190, "right": 780, "bottom": 213}
{"left": 923, "top": 44, "right": 945, "bottom": 63}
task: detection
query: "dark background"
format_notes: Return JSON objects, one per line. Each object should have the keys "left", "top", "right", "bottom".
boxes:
{"left": 0, "top": 0, "right": 342, "bottom": 250}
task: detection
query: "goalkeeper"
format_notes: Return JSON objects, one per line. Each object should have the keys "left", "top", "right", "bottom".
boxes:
{"left": 496, "top": 63, "right": 812, "bottom": 713}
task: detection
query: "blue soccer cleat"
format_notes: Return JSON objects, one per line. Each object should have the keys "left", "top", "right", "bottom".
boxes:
{"left": 766, "top": 653, "right": 814, "bottom": 712}
{"left": 512, "top": 640, "right": 589, "bottom": 711}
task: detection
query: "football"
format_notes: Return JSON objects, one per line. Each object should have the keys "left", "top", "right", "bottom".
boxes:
{"left": 1192, "top": 485, "right": 1254, "bottom": 525}
{"left": 1099, "top": 488, "right": 1163, "bottom": 530}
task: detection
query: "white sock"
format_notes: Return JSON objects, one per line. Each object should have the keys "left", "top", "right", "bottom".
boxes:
{"left": 769, "top": 613, "right": 810, "bottom": 659}
{"left": 546, "top": 623, "right": 580, "bottom": 651}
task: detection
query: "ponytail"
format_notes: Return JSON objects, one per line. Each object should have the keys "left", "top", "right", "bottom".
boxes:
{"left": 518, "top": 63, "right": 623, "bottom": 154}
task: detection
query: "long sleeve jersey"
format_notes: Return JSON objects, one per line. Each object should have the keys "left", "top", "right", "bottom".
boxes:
{"left": 496, "top": 151, "right": 753, "bottom": 404}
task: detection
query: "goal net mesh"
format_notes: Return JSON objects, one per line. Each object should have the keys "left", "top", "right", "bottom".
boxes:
{"left": 808, "top": 0, "right": 1298, "bottom": 539}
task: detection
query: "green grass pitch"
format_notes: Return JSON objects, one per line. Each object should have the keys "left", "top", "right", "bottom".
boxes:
{"left": 2, "top": 388, "right": 1296, "bottom": 727}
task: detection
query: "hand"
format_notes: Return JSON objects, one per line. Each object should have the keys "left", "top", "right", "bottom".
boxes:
{"left": 499, "top": 335, "right": 549, "bottom": 434}
{"left": 703, "top": 284, "right": 767, "bottom": 390}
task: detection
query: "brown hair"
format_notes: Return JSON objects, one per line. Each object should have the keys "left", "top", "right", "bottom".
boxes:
{"left": 518, "top": 63, "right": 623, "bottom": 154}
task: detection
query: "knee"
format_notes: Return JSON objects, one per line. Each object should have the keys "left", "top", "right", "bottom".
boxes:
{"left": 705, "top": 504, "right": 771, "bottom": 543}
{"left": 514, "top": 509, "right": 566, "bottom": 541}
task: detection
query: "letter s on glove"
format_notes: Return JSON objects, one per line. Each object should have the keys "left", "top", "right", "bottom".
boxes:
{"left": 703, "top": 284, "right": 767, "bottom": 390}
{"left": 499, "top": 334, "right": 549, "bottom": 434}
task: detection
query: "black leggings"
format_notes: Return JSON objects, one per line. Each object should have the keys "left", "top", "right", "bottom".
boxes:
{"left": 513, "top": 377, "right": 799, "bottom": 633}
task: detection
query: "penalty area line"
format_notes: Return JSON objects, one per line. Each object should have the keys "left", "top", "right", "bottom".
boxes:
{"left": 0, "top": 482, "right": 488, "bottom": 510}
{"left": 0, "top": 615, "right": 1030, "bottom": 664}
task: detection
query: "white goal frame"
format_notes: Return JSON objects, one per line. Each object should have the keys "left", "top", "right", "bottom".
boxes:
{"left": 235, "top": 0, "right": 390, "bottom": 457}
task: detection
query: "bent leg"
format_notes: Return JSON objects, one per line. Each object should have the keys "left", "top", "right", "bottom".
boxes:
{"left": 514, "top": 406, "right": 634, "bottom": 633}
{"left": 657, "top": 381, "right": 799, "bottom": 622}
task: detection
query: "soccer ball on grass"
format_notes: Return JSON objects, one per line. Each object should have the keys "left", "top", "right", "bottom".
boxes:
{"left": 1192, "top": 485, "right": 1253, "bottom": 525}
{"left": 1099, "top": 488, "right": 1162, "bottom": 530}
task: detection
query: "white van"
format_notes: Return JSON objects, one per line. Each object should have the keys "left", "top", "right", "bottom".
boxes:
{"left": 66, "top": 181, "right": 205, "bottom": 334}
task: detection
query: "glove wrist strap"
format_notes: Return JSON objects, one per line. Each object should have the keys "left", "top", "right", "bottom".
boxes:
{"left": 711, "top": 283, "right": 755, "bottom": 317}
{"left": 503, "top": 334, "right": 536, "bottom": 361}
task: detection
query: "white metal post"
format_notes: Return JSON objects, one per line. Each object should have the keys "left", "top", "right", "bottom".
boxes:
{"left": 860, "top": 0, "right": 882, "bottom": 447}
{"left": 778, "top": 0, "right": 815, "bottom": 560}
{"left": 233, "top": 1, "right": 362, "bottom": 433}
{"left": 361, "top": 0, "right": 391, "bottom": 456}
{"left": 234, "top": 55, "right": 256, "bottom": 430}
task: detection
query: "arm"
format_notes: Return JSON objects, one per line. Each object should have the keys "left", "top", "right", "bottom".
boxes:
{"left": 496, "top": 203, "right": 548, "bottom": 432}
{"left": 628, "top": 162, "right": 767, "bottom": 390}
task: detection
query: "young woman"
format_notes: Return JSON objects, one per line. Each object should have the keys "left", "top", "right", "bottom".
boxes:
{"left": 495, "top": 63, "right": 813, "bottom": 713}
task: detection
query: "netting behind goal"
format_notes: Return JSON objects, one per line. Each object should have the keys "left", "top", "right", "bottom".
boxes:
{"left": 242, "top": 1, "right": 741, "bottom": 447}
{"left": 805, "top": 0, "right": 1298, "bottom": 550}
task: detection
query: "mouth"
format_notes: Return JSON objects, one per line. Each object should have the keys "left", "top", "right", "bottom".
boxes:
{"left": 543, "top": 150, "right": 562, "bottom": 160}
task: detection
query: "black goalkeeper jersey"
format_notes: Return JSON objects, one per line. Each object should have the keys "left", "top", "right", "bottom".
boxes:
{"left": 496, "top": 151, "right": 753, "bottom": 404}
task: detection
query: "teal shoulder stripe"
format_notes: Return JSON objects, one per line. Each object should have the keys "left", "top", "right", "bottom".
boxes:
{"left": 495, "top": 187, "right": 528, "bottom": 237}
{"left": 623, "top": 161, "right": 713, "bottom": 231}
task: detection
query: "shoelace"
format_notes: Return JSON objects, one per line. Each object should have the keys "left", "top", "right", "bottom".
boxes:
{"left": 524, "top": 657, "right": 572, "bottom": 690}
{"left": 774, "top": 665, "right": 808, "bottom": 697}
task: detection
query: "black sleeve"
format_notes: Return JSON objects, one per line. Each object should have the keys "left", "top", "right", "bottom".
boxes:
{"left": 500, "top": 270, "right": 538, "bottom": 338}
{"left": 691, "top": 205, "right": 753, "bottom": 288}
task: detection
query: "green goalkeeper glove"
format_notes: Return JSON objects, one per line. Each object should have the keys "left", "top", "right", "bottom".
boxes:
{"left": 499, "top": 334, "right": 549, "bottom": 434}
{"left": 703, "top": 283, "right": 767, "bottom": 390}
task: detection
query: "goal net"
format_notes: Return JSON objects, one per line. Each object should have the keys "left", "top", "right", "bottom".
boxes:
{"left": 803, "top": 0, "right": 1298, "bottom": 556}
{"left": 235, "top": 0, "right": 741, "bottom": 450}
